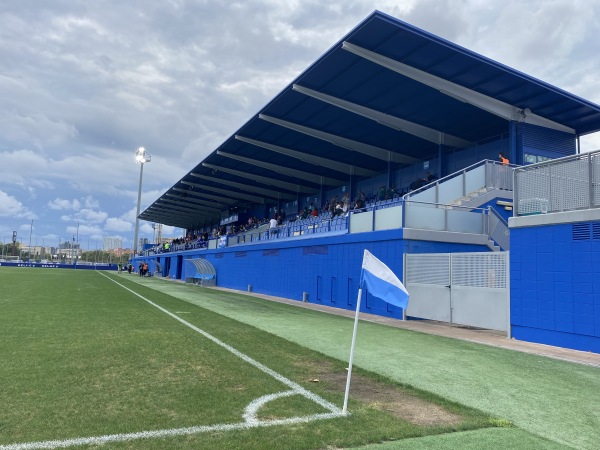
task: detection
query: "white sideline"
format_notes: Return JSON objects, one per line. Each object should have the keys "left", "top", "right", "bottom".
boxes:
{"left": 0, "top": 273, "right": 345, "bottom": 450}
{"left": 0, "top": 412, "right": 343, "bottom": 450}
{"left": 97, "top": 272, "right": 341, "bottom": 414}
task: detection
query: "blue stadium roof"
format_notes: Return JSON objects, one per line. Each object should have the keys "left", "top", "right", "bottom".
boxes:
{"left": 140, "top": 10, "right": 600, "bottom": 229}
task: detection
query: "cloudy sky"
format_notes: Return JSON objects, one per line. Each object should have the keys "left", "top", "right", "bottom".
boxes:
{"left": 1, "top": 0, "right": 600, "bottom": 250}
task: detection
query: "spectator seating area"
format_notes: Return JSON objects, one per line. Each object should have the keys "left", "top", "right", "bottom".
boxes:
{"left": 144, "top": 192, "right": 408, "bottom": 256}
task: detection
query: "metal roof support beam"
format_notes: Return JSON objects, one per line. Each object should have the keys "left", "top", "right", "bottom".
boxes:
{"left": 139, "top": 218, "right": 188, "bottom": 228}
{"left": 144, "top": 207, "right": 214, "bottom": 221}
{"left": 341, "top": 41, "right": 575, "bottom": 134}
{"left": 139, "top": 212, "right": 211, "bottom": 227}
{"left": 216, "top": 151, "right": 344, "bottom": 186}
{"left": 201, "top": 163, "right": 317, "bottom": 194}
{"left": 173, "top": 187, "right": 237, "bottom": 205}
{"left": 181, "top": 180, "right": 265, "bottom": 203}
{"left": 259, "top": 114, "right": 419, "bottom": 164}
{"left": 156, "top": 199, "right": 221, "bottom": 214}
{"left": 165, "top": 193, "right": 227, "bottom": 210}
{"left": 234, "top": 135, "right": 378, "bottom": 177}
{"left": 143, "top": 208, "right": 213, "bottom": 220}
{"left": 189, "top": 172, "right": 295, "bottom": 200}
{"left": 142, "top": 217, "right": 208, "bottom": 228}
{"left": 147, "top": 204, "right": 214, "bottom": 219}
{"left": 292, "top": 84, "right": 471, "bottom": 148}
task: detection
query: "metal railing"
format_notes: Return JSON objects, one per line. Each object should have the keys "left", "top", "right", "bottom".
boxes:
{"left": 403, "top": 159, "right": 516, "bottom": 205}
{"left": 402, "top": 200, "right": 489, "bottom": 235}
{"left": 487, "top": 207, "right": 510, "bottom": 251}
{"left": 514, "top": 149, "right": 600, "bottom": 216}
{"left": 142, "top": 161, "right": 518, "bottom": 256}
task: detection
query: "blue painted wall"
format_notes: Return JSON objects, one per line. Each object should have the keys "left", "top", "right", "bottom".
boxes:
{"left": 477, "top": 197, "right": 513, "bottom": 223}
{"left": 510, "top": 221, "right": 600, "bottom": 353}
{"left": 153, "top": 231, "right": 488, "bottom": 320}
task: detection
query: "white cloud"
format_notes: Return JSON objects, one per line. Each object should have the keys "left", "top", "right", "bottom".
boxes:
{"left": 75, "top": 208, "right": 108, "bottom": 224}
{"left": 66, "top": 224, "right": 102, "bottom": 236}
{"left": 140, "top": 223, "right": 155, "bottom": 234}
{"left": 0, "top": 1, "right": 598, "bottom": 242}
{"left": 48, "top": 197, "right": 81, "bottom": 210}
{"left": 84, "top": 196, "right": 100, "bottom": 209}
{"left": 0, "top": 190, "right": 36, "bottom": 219}
{"left": 105, "top": 217, "right": 132, "bottom": 232}
{"left": 160, "top": 225, "right": 182, "bottom": 237}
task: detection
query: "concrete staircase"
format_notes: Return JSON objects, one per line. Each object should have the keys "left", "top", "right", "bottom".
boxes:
{"left": 450, "top": 187, "right": 513, "bottom": 210}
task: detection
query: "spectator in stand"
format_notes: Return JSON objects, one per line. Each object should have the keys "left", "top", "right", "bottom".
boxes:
{"left": 499, "top": 152, "right": 510, "bottom": 165}
{"left": 322, "top": 200, "right": 330, "bottom": 214}
{"left": 354, "top": 196, "right": 365, "bottom": 211}
{"left": 269, "top": 216, "right": 278, "bottom": 234}
{"left": 300, "top": 206, "right": 310, "bottom": 220}
{"left": 385, "top": 186, "right": 396, "bottom": 200}
{"left": 331, "top": 195, "right": 338, "bottom": 209}
{"left": 377, "top": 185, "right": 387, "bottom": 201}
{"left": 341, "top": 192, "right": 350, "bottom": 213}
{"left": 332, "top": 202, "right": 343, "bottom": 218}
{"left": 410, "top": 176, "right": 426, "bottom": 191}
{"left": 311, "top": 205, "right": 319, "bottom": 217}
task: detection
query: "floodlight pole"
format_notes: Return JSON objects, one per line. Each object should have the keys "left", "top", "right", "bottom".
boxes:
{"left": 133, "top": 147, "right": 151, "bottom": 256}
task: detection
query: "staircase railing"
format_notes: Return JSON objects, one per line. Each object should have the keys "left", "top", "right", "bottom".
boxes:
{"left": 487, "top": 207, "right": 510, "bottom": 251}
{"left": 403, "top": 159, "right": 516, "bottom": 205}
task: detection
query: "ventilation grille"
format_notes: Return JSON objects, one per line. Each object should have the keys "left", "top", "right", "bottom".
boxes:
{"left": 593, "top": 223, "right": 600, "bottom": 240}
{"left": 573, "top": 223, "right": 591, "bottom": 241}
{"left": 571, "top": 222, "right": 600, "bottom": 241}
{"left": 572, "top": 223, "right": 591, "bottom": 240}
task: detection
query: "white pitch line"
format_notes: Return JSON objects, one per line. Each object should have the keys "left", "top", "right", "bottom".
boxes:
{"left": 0, "top": 412, "right": 344, "bottom": 450}
{"left": 97, "top": 271, "right": 341, "bottom": 415}
{"left": 0, "top": 274, "right": 347, "bottom": 450}
{"left": 243, "top": 390, "right": 297, "bottom": 425}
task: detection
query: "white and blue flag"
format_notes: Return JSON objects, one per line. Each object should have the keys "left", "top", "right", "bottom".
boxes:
{"left": 360, "top": 249, "right": 409, "bottom": 309}
{"left": 344, "top": 249, "right": 410, "bottom": 413}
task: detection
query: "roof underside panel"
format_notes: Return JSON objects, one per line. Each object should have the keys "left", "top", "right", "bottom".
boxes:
{"left": 142, "top": 11, "right": 600, "bottom": 230}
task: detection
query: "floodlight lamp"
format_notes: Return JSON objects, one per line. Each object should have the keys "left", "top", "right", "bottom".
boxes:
{"left": 135, "top": 146, "right": 151, "bottom": 164}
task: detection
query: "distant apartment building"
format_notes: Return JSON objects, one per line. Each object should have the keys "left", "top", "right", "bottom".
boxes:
{"left": 103, "top": 237, "right": 123, "bottom": 252}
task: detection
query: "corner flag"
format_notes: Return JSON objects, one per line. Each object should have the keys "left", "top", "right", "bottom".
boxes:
{"left": 360, "top": 249, "right": 409, "bottom": 309}
{"left": 343, "top": 249, "right": 409, "bottom": 414}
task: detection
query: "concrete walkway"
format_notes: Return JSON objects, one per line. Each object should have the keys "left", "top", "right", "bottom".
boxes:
{"left": 214, "top": 286, "right": 600, "bottom": 368}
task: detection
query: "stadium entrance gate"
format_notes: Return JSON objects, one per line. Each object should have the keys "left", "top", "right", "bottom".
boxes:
{"left": 404, "top": 252, "right": 510, "bottom": 335}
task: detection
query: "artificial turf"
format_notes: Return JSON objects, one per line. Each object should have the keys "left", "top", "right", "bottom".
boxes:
{"left": 124, "top": 273, "right": 600, "bottom": 450}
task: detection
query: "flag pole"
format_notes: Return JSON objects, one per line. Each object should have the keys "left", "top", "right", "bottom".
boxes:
{"left": 342, "top": 286, "right": 363, "bottom": 415}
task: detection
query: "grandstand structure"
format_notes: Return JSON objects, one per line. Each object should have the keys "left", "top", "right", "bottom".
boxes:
{"left": 134, "top": 11, "right": 600, "bottom": 354}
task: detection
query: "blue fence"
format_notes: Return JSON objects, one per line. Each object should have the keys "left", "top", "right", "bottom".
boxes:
{"left": 0, "top": 262, "right": 118, "bottom": 270}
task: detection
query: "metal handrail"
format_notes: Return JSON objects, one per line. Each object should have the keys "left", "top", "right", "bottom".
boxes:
{"left": 403, "top": 159, "right": 518, "bottom": 202}
{"left": 487, "top": 207, "right": 510, "bottom": 251}
{"left": 513, "top": 148, "right": 600, "bottom": 216}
